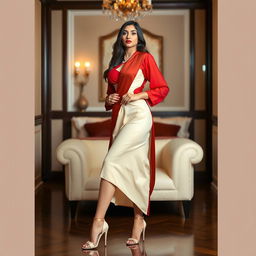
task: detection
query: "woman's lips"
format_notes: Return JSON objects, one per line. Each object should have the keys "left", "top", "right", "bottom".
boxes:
{"left": 126, "top": 40, "right": 132, "bottom": 43}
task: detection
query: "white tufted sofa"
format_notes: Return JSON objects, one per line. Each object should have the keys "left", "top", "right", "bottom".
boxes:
{"left": 56, "top": 117, "right": 203, "bottom": 219}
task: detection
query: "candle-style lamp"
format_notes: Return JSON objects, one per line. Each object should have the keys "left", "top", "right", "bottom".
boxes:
{"left": 74, "top": 61, "right": 80, "bottom": 77}
{"left": 84, "top": 61, "right": 90, "bottom": 75}
{"left": 74, "top": 60, "right": 91, "bottom": 112}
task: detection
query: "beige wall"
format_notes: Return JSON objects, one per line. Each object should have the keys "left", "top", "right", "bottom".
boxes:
{"left": 73, "top": 12, "right": 188, "bottom": 110}
{"left": 50, "top": 11, "right": 207, "bottom": 113}
{"left": 50, "top": 10, "right": 208, "bottom": 172}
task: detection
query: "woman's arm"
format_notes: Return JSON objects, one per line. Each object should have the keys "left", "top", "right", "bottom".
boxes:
{"left": 105, "top": 82, "right": 115, "bottom": 111}
{"left": 132, "top": 91, "right": 149, "bottom": 100}
{"left": 105, "top": 81, "right": 121, "bottom": 110}
{"left": 142, "top": 53, "right": 170, "bottom": 106}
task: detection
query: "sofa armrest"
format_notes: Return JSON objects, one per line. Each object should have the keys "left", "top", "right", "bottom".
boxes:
{"left": 56, "top": 138, "right": 89, "bottom": 200}
{"left": 161, "top": 138, "right": 204, "bottom": 199}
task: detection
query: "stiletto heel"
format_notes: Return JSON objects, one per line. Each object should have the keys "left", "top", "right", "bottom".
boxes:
{"left": 104, "top": 228, "right": 108, "bottom": 246}
{"left": 82, "top": 218, "right": 109, "bottom": 250}
{"left": 126, "top": 216, "right": 147, "bottom": 246}
{"left": 142, "top": 220, "right": 146, "bottom": 241}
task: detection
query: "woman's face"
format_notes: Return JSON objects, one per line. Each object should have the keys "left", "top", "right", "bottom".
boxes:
{"left": 121, "top": 25, "right": 138, "bottom": 50}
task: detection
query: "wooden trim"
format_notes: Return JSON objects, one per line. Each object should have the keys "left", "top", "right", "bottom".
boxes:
{"left": 189, "top": 9, "right": 195, "bottom": 141}
{"left": 35, "top": 115, "right": 43, "bottom": 125}
{"left": 41, "top": 3, "right": 52, "bottom": 181}
{"left": 50, "top": 110, "right": 208, "bottom": 119}
{"left": 62, "top": 8, "right": 68, "bottom": 113}
{"left": 189, "top": 9, "right": 195, "bottom": 112}
{"left": 62, "top": 8, "right": 70, "bottom": 143}
{"left": 205, "top": 0, "right": 213, "bottom": 181}
{"left": 212, "top": 115, "right": 217, "bottom": 126}
{"left": 35, "top": 181, "right": 44, "bottom": 193}
{"left": 35, "top": 175, "right": 43, "bottom": 191}
{"left": 48, "top": 1, "right": 206, "bottom": 10}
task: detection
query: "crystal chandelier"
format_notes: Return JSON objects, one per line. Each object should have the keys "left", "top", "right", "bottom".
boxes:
{"left": 102, "top": 0, "right": 153, "bottom": 22}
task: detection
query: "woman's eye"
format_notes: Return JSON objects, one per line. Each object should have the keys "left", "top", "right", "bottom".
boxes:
{"left": 123, "top": 32, "right": 137, "bottom": 35}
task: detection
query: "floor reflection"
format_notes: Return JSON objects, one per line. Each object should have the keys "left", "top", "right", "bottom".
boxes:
{"left": 126, "top": 243, "right": 146, "bottom": 256}
{"left": 35, "top": 181, "right": 217, "bottom": 256}
{"left": 80, "top": 234, "right": 194, "bottom": 256}
{"left": 82, "top": 243, "right": 147, "bottom": 256}
{"left": 82, "top": 250, "right": 100, "bottom": 256}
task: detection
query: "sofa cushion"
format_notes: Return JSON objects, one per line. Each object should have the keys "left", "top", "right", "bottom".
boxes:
{"left": 72, "top": 116, "right": 191, "bottom": 138}
{"left": 85, "top": 167, "right": 175, "bottom": 191}
{"left": 71, "top": 117, "right": 111, "bottom": 138}
{"left": 154, "top": 122, "right": 181, "bottom": 137}
{"left": 83, "top": 120, "right": 180, "bottom": 138}
{"left": 84, "top": 119, "right": 111, "bottom": 137}
{"left": 153, "top": 116, "right": 192, "bottom": 138}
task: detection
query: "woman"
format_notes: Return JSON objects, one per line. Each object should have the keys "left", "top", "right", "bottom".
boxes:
{"left": 82, "top": 20, "right": 169, "bottom": 250}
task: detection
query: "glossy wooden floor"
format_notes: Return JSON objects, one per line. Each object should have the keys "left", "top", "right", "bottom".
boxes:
{"left": 35, "top": 179, "right": 217, "bottom": 256}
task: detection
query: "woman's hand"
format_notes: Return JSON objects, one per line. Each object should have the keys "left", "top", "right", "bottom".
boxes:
{"left": 106, "top": 93, "right": 120, "bottom": 106}
{"left": 121, "top": 92, "right": 148, "bottom": 105}
{"left": 121, "top": 93, "right": 139, "bottom": 105}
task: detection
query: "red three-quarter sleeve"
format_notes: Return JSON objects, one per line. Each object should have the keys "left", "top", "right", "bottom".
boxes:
{"left": 142, "top": 53, "right": 170, "bottom": 107}
{"left": 105, "top": 81, "right": 116, "bottom": 111}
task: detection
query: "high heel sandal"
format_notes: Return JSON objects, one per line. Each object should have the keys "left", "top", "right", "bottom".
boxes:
{"left": 81, "top": 217, "right": 109, "bottom": 250}
{"left": 126, "top": 215, "right": 146, "bottom": 246}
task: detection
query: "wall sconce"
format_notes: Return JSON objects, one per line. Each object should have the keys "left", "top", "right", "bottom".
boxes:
{"left": 74, "top": 61, "right": 91, "bottom": 112}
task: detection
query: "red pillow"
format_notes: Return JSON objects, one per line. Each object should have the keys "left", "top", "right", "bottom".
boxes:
{"left": 83, "top": 119, "right": 180, "bottom": 137}
{"left": 84, "top": 119, "right": 111, "bottom": 137}
{"left": 154, "top": 122, "right": 181, "bottom": 137}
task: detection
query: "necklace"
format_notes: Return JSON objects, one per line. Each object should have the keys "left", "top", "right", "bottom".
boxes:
{"left": 122, "top": 51, "right": 137, "bottom": 63}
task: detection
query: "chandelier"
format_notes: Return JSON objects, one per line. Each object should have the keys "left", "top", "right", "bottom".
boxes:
{"left": 102, "top": 0, "right": 153, "bottom": 22}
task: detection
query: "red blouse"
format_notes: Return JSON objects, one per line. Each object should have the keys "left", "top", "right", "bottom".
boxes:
{"left": 105, "top": 52, "right": 169, "bottom": 110}
{"left": 107, "top": 63, "right": 123, "bottom": 85}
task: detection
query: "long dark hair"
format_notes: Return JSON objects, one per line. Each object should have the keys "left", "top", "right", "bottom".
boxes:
{"left": 103, "top": 21, "right": 149, "bottom": 82}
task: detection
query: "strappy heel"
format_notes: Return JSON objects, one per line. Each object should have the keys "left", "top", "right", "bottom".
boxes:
{"left": 81, "top": 217, "right": 109, "bottom": 250}
{"left": 126, "top": 215, "right": 146, "bottom": 246}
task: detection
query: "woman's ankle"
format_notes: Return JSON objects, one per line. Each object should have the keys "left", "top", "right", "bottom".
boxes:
{"left": 134, "top": 214, "right": 144, "bottom": 219}
{"left": 93, "top": 216, "right": 105, "bottom": 221}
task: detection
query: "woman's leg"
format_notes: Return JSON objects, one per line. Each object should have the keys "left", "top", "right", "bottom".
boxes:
{"left": 95, "top": 178, "right": 116, "bottom": 218}
{"left": 133, "top": 203, "right": 144, "bottom": 218}
{"left": 86, "top": 178, "right": 116, "bottom": 245}
{"left": 126, "top": 203, "right": 145, "bottom": 244}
